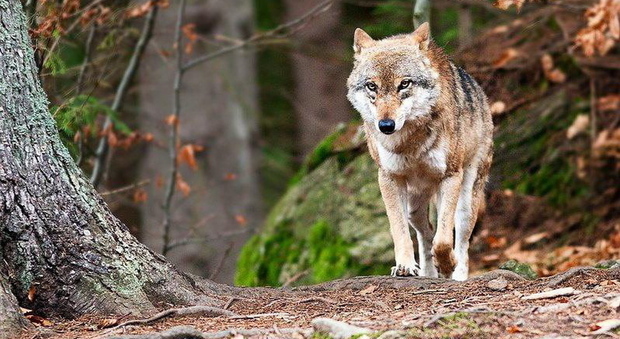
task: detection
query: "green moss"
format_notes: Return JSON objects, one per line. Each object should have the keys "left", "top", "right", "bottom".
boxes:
{"left": 499, "top": 260, "right": 538, "bottom": 280}
{"left": 236, "top": 154, "right": 393, "bottom": 287}
{"left": 493, "top": 90, "right": 590, "bottom": 208}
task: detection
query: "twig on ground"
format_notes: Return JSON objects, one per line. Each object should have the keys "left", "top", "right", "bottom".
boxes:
{"left": 161, "top": 0, "right": 186, "bottom": 255}
{"left": 412, "top": 288, "right": 447, "bottom": 295}
{"left": 90, "top": 2, "right": 159, "bottom": 187}
{"left": 522, "top": 287, "right": 579, "bottom": 300}
{"left": 297, "top": 297, "right": 338, "bottom": 304}
{"left": 230, "top": 312, "right": 290, "bottom": 320}
{"left": 223, "top": 297, "right": 237, "bottom": 310}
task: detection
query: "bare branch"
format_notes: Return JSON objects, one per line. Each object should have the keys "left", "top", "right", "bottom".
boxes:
{"left": 99, "top": 179, "right": 150, "bottom": 197}
{"left": 181, "top": 0, "right": 333, "bottom": 72}
{"left": 162, "top": 0, "right": 187, "bottom": 255}
{"left": 164, "top": 228, "right": 250, "bottom": 252}
{"left": 90, "top": 3, "right": 159, "bottom": 187}
{"left": 75, "top": 23, "right": 97, "bottom": 95}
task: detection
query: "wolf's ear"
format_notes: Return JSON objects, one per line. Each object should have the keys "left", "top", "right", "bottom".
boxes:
{"left": 411, "top": 22, "right": 430, "bottom": 51}
{"left": 353, "top": 28, "right": 375, "bottom": 54}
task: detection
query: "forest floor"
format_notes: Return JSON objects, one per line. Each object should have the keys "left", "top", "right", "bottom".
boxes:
{"left": 22, "top": 267, "right": 620, "bottom": 339}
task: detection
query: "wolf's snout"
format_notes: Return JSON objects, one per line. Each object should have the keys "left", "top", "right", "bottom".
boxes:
{"left": 378, "top": 119, "right": 396, "bottom": 134}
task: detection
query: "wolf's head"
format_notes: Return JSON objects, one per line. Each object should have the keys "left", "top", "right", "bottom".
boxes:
{"left": 346, "top": 23, "right": 441, "bottom": 135}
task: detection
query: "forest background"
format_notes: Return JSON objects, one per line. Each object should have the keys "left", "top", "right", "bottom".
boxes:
{"left": 29, "top": 0, "right": 620, "bottom": 287}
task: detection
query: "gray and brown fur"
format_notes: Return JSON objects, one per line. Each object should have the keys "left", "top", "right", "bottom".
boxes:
{"left": 346, "top": 23, "right": 493, "bottom": 280}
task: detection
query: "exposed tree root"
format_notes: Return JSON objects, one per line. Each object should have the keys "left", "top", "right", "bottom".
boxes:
{"left": 544, "top": 267, "right": 596, "bottom": 288}
{"left": 103, "top": 306, "right": 237, "bottom": 335}
{"left": 103, "top": 325, "right": 311, "bottom": 339}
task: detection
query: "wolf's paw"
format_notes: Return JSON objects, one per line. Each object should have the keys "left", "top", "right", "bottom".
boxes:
{"left": 390, "top": 264, "right": 420, "bottom": 277}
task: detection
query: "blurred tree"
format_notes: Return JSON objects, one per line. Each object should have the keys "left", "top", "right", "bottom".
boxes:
{"left": 137, "top": 0, "right": 261, "bottom": 284}
{"left": 284, "top": 0, "right": 353, "bottom": 155}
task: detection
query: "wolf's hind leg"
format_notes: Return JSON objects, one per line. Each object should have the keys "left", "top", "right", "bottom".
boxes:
{"left": 453, "top": 159, "right": 490, "bottom": 281}
{"left": 409, "top": 193, "right": 437, "bottom": 277}
{"left": 378, "top": 170, "right": 419, "bottom": 277}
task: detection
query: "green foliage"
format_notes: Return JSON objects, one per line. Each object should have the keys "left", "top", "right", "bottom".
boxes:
{"left": 364, "top": 0, "right": 411, "bottom": 37}
{"left": 499, "top": 259, "right": 538, "bottom": 280}
{"left": 44, "top": 51, "right": 68, "bottom": 76}
{"left": 52, "top": 95, "right": 131, "bottom": 156}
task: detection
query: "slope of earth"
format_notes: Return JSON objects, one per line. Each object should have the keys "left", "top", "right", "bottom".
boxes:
{"left": 21, "top": 267, "right": 620, "bottom": 338}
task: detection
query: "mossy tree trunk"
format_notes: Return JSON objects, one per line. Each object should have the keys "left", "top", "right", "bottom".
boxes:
{"left": 0, "top": 0, "right": 226, "bottom": 333}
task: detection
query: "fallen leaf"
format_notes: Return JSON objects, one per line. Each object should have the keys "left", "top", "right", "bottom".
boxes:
{"left": 26, "top": 315, "right": 52, "bottom": 327}
{"left": 506, "top": 325, "right": 523, "bottom": 333}
{"left": 97, "top": 318, "right": 120, "bottom": 329}
{"left": 490, "top": 101, "right": 506, "bottom": 116}
{"left": 591, "top": 319, "right": 620, "bottom": 334}
{"left": 486, "top": 236, "right": 507, "bottom": 249}
{"left": 359, "top": 284, "right": 377, "bottom": 295}
{"left": 493, "top": 48, "right": 520, "bottom": 68}
{"left": 567, "top": 114, "right": 590, "bottom": 140}
{"left": 28, "top": 286, "right": 36, "bottom": 302}
{"left": 224, "top": 173, "right": 238, "bottom": 181}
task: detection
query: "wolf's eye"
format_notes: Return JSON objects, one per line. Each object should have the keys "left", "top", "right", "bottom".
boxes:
{"left": 398, "top": 79, "right": 413, "bottom": 91}
{"left": 365, "top": 82, "right": 377, "bottom": 92}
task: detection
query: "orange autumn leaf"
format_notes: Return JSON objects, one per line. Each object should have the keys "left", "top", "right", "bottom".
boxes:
{"left": 176, "top": 174, "right": 191, "bottom": 197}
{"left": 224, "top": 173, "right": 237, "bottom": 181}
{"left": 133, "top": 189, "right": 148, "bottom": 203}
{"left": 494, "top": 0, "right": 525, "bottom": 10}
{"left": 493, "top": 48, "right": 520, "bottom": 68}
{"left": 178, "top": 144, "right": 205, "bottom": 171}
{"left": 506, "top": 325, "right": 523, "bottom": 333}
{"left": 235, "top": 215, "right": 247, "bottom": 226}
{"left": 182, "top": 23, "right": 199, "bottom": 54}
{"left": 164, "top": 115, "right": 179, "bottom": 126}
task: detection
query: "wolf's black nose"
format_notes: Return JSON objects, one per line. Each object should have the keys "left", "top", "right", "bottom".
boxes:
{"left": 378, "top": 119, "right": 396, "bottom": 134}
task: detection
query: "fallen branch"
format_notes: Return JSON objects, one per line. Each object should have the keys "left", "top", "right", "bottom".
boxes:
{"left": 230, "top": 312, "right": 290, "bottom": 320}
{"left": 522, "top": 287, "right": 579, "bottom": 300}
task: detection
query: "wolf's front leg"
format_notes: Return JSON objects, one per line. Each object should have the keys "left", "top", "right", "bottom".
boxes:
{"left": 409, "top": 193, "right": 437, "bottom": 278}
{"left": 433, "top": 170, "right": 464, "bottom": 278}
{"left": 378, "top": 170, "right": 419, "bottom": 277}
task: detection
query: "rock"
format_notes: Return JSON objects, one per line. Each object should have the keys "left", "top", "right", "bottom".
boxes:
{"left": 377, "top": 330, "right": 409, "bottom": 339}
{"left": 311, "top": 317, "right": 371, "bottom": 339}
{"left": 486, "top": 276, "right": 508, "bottom": 291}
{"left": 595, "top": 260, "right": 620, "bottom": 269}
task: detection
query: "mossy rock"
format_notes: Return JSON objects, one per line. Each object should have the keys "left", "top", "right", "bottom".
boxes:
{"left": 236, "top": 124, "right": 392, "bottom": 286}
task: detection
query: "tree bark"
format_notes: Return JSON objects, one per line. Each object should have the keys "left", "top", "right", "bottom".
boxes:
{"left": 0, "top": 0, "right": 224, "bottom": 325}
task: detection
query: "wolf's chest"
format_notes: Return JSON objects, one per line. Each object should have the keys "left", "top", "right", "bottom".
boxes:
{"left": 375, "top": 140, "right": 447, "bottom": 177}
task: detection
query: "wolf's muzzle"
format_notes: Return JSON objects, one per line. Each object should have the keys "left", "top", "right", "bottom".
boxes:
{"left": 378, "top": 119, "right": 396, "bottom": 134}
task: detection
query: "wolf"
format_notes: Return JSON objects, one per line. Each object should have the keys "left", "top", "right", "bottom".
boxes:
{"left": 346, "top": 23, "right": 493, "bottom": 281}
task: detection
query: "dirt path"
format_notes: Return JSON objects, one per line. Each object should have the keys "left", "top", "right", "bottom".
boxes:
{"left": 24, "top": 268, "right": 620, "bottom": 338}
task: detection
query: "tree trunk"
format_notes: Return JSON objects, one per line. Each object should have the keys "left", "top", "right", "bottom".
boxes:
{"left": 0, "top": 0, "right": 224, "bottom": 326}
{"left": 137, "top": 0, "right": 261, "bottom": 284}
{"left": 284, "top": 0, "right": 353, "bottom": 156}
